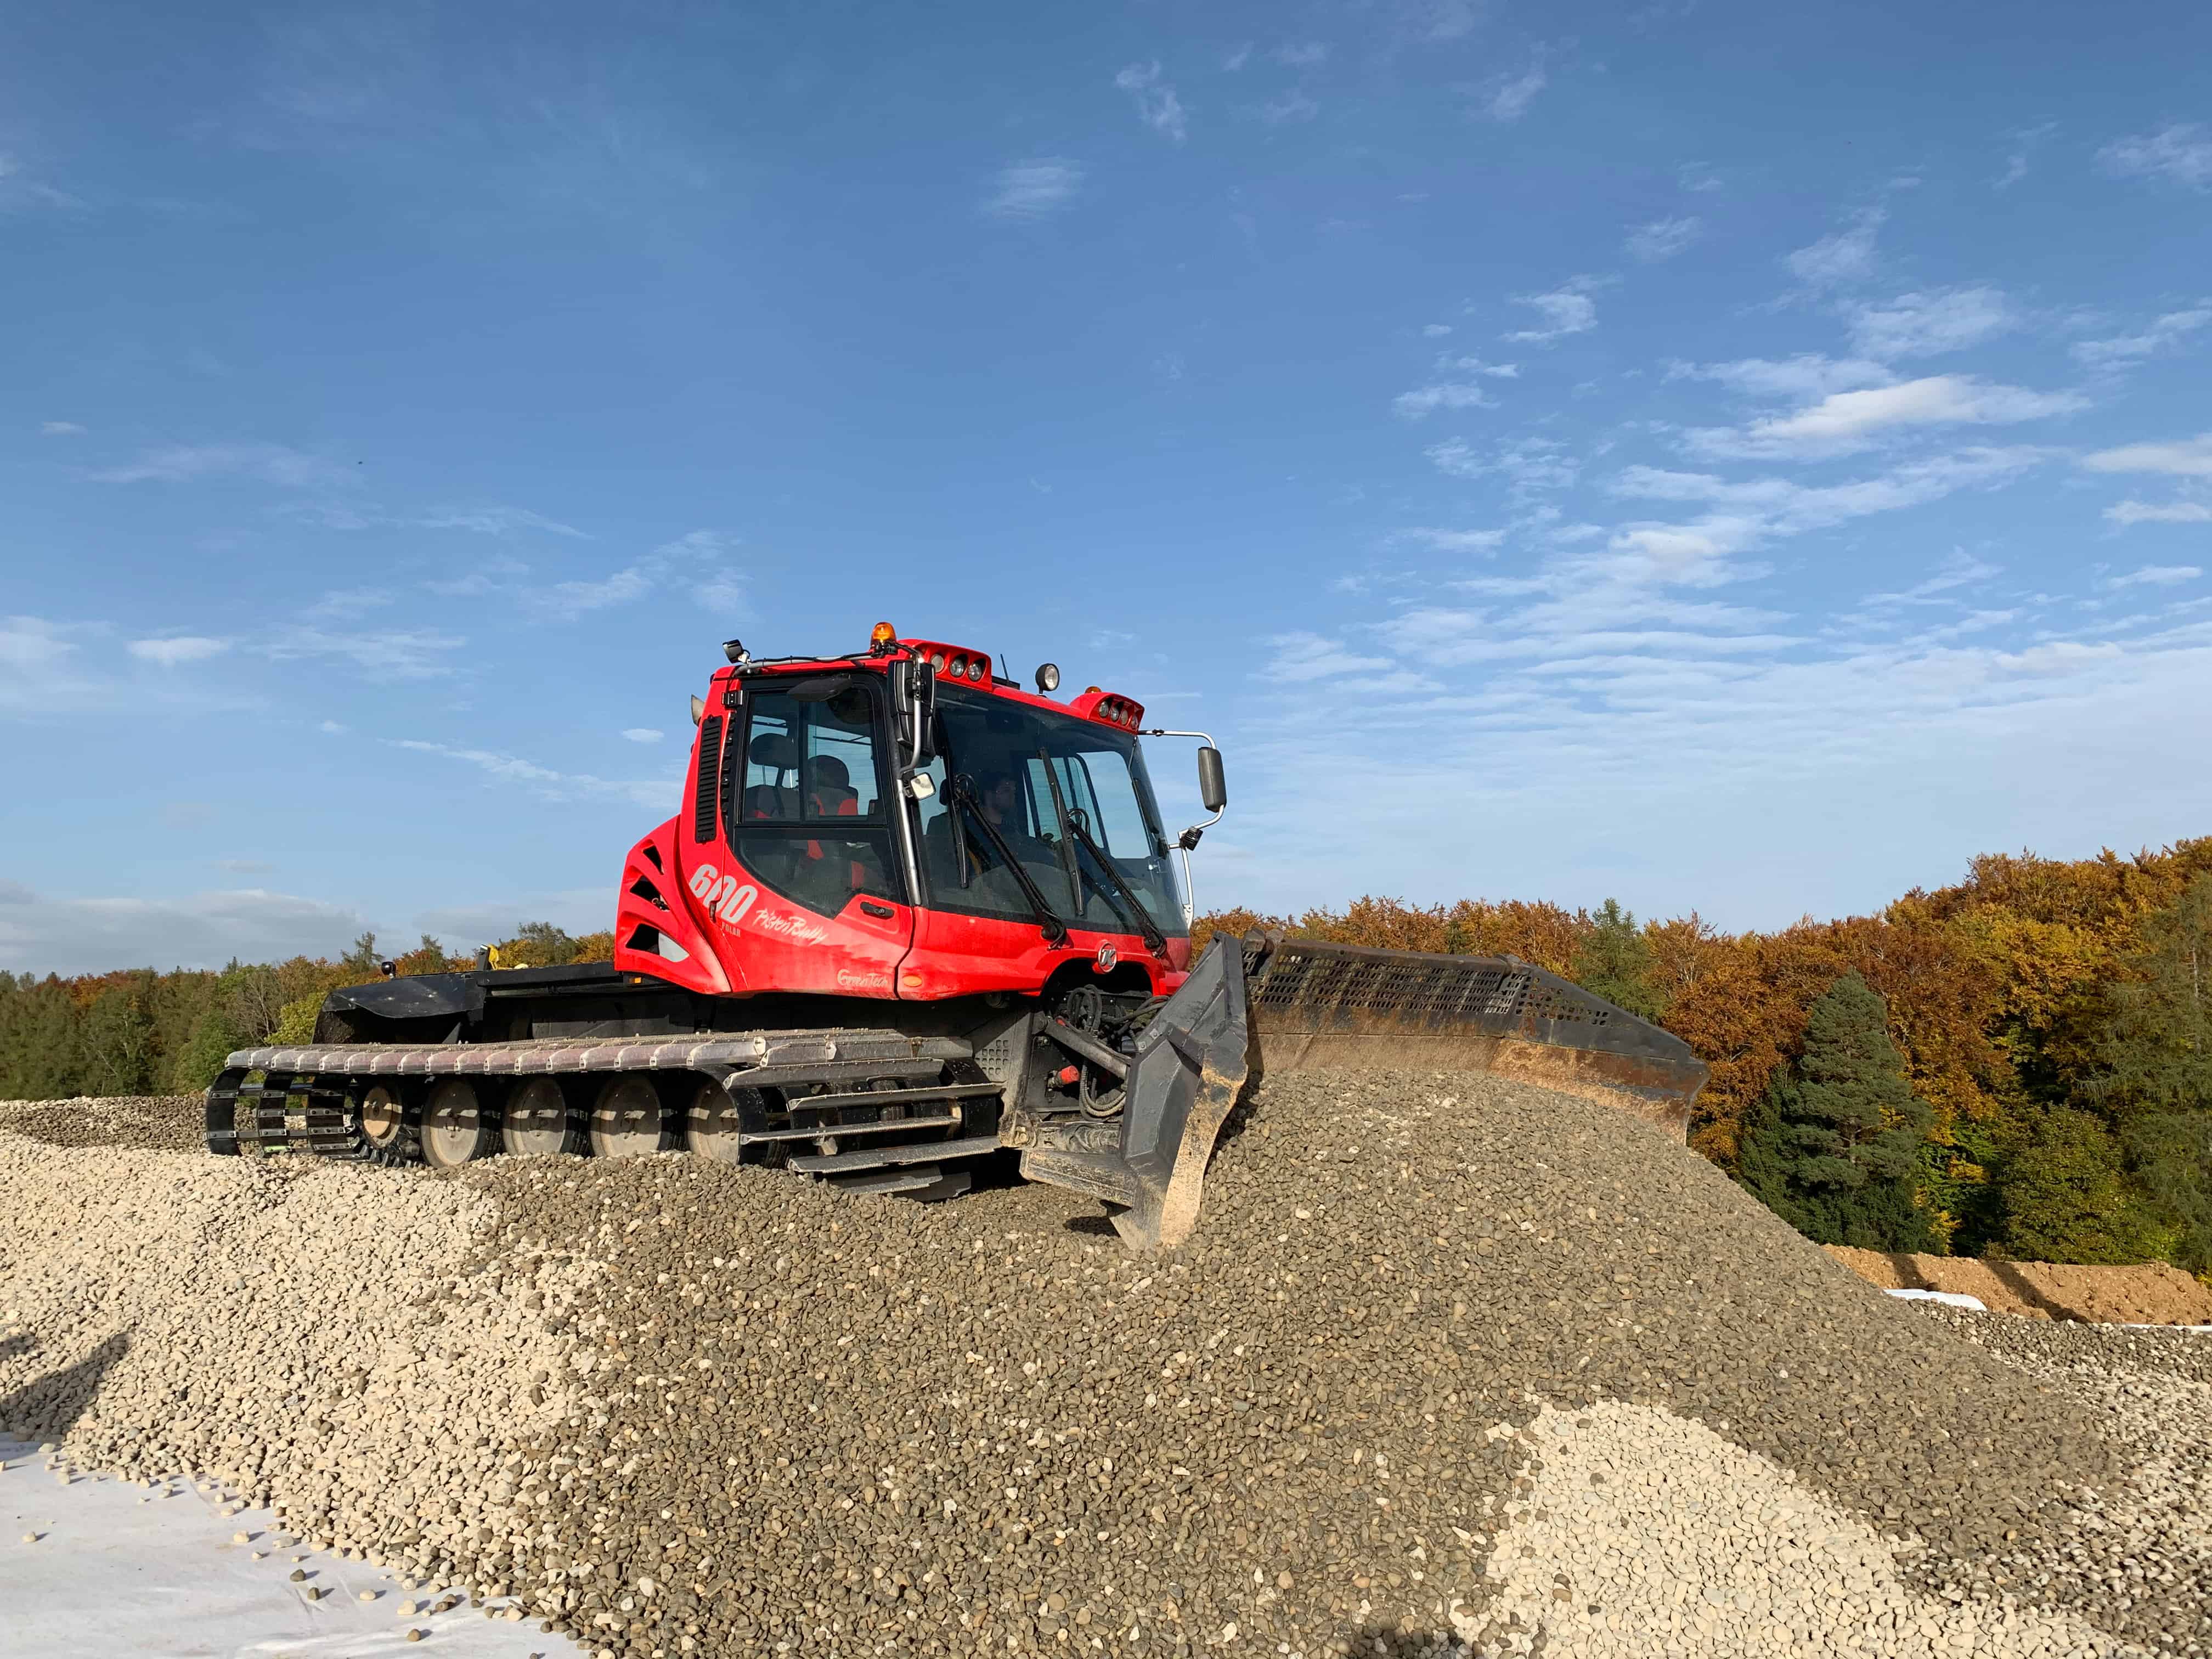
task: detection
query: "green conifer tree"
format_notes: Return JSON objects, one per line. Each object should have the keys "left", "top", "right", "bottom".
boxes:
{"left": 1735, "top": 971, "right": 1936, "bottom": 1250}
{"left": 1570, "top": 898, "right": 1665, "bottom": 1021}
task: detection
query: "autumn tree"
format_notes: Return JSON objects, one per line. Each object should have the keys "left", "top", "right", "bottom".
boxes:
{"left": 1736, "top": 972, "right": 1936, "bottom": 1250}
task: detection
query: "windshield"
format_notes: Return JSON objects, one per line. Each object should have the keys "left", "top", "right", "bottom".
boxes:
{"left": 913, "top": 686, "right": 1185, "bottom": 936}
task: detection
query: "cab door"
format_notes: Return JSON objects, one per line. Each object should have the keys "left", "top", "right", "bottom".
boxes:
{"left": 698, "top": 674, "right": 913, "bottom": 998}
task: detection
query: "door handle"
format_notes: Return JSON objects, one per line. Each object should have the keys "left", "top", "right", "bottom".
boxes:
{"left": 860, "top": 901, "right": 895, "bottom": 919}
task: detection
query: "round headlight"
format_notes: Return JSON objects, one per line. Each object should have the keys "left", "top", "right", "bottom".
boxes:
{"left": 930, "top": 652, "right": 946, "bottom": 671}
{"left": 967, "top": 658, "right": 984, "bottom": 681}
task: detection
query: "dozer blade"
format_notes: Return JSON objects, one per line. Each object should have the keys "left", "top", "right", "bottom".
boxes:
{"left": 1020, "top": 937, "right": 1251, "bottom": 1254}
{"left": 1240, "top": 933, "right": 1708, "bottom": 1137}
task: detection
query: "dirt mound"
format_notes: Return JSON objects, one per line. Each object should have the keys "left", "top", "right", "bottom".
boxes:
{"left": 1827, "top": 1247, "right": 2212, "bottom": 1326}
{"left": 4, "top": 1074, "right": 2205, "bottom": 1656}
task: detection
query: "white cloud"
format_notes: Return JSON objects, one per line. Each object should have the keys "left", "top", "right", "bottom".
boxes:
{"left": 621, "top": 727, "right": 664, "bottom": 743}
{"left": 2071, "top": 304, "right": 2212, "bottom": 370}
{"left": 1995, "top": 122, "right": 2053, "bottom": 190}
{"left": 1114, "top": 62, "right": 1188, "bottom": 143}
{"left": 2099, "top": 123, "right": 2212, "bottom": 190}
{"left": 1256, "top": 631, "right": 1441, "bottom": 693}
{"left": 1392, "top": 382, "right": 1499, "bottom": 419}
{"left": 0, "top": 884, "right": 374, "bottom": 977}
{"left": 516, "top": 528, "right": 743, "bottom": 621}
{"left": 1847, "top": 286, "right": 2018, "bottom": 360}
{"left": 1426, "top": 436, "right": 1580, "bottom": 496}
{"left": 83, "top": 442, "right": 352, "bottom": 488}
{"left": 259, "top": 626, "right": 467, "bottom": 678}
{"left": 1625, "top": 215, "right": 1702, "bottom": 262}
{"left": 128, "top": 635, "right": 230, "bottom": 667}
{"left": 1502, "top": 276, "right": 1605, "bottom": 345}
{"left": 1421, "top": 323, "right": 1453, "bottom": 337}
{"left": 528, "top": 565, "right": 654, "bottom": 617}
{"left": 416, "top": 505, "right": 588, "bottom": 538}
{"left": 1397, "top": 528, "right": 1506, "bottom": 555}
{"left": 1258, "top": 90, "right": 1320, "bottom": 125}
{"left": 1613, "top": 448, "right": 2046, "bottom": 537}
{"left": 216, "top": 859, "right": 275, "bottom": 874}
{"left": 1273, "top": 41, "right": 1329, "bottom": 66}
{"left": 304, "top": 586, "right": 394, "bottom": 620}
{"left": 1684, "top": 375, "right": 2086, "bottom": 460}
{"left": 1785, "top": 207, "right": 1884, "bottom": 288}
{"left": 1222, "top": 43, "right": 1252, "bottom": 71}
{"left": 391, "top": 738, "right": 672, "bottom": 810}
{"left": 40, "top": 420, "right": 84, "bottom": 436}
{"left": 2105, "top": 500, "right": 2212, "bottom": 527}
{"left": 318, "top": 719, "right": 348, "bottom": 734}
{"left": 1668, "top": 354, "right": 1892, "bottom": 400}
{"left": 1480, "top": 63, "right": 1548, "bottom": 124}
{"left": 1440, "top": 356, "right": 1520, "bottom": 378}
{"left": 2107, "top": 565, "right": 2202, "bottom": 588}
{"left": 0, "top": 152, "right": 82, "bottom": 213}
{"left": 2081, "top": 434, "right": 2212, "bottom": 477}
{"left": 1678, "top": 162, "right": 1722, "bottom": 194}
{"left": 983, "top": 159, "right": 1083, "bottom": 220}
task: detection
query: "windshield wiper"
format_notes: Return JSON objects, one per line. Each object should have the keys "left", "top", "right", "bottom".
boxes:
{"left": 945, "top": 775, "right": 1069, "bottom": 946}
{"left": 1035, "top": 749, "right": 1084, "bottom": 918}
{"left": 1063, "top": 806, "right": 1169, "bottom": 953}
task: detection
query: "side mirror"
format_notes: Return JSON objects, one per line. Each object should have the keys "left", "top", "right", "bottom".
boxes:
{"left": 888, "top": 657, "right": 938, "bottom": 765}
{"left": 1197, "top": 746, "right": 1227, "bottom": 814}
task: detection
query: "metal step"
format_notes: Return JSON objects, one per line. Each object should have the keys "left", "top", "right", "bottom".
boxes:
{"left": 1017, "top": 1148, "right": 1140, "bottom": 1208}
{"left": 784, "top": 1082, "right": 1003, "bottom": 1114}
{"left": 739, "top": 1113, "right": 961, "bottom": 1145}
{"left": 788, "top": 1133, "right": 1003, "bottom": 1175}
{"left": 829, "top": 1167, "right": 942, "bottom": 1195}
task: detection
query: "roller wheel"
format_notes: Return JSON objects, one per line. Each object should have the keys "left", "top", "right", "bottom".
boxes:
{"left": 503, "top": 1076, "right": 584, "bottom": 1157}
{"left": 358, "top": 1084, "right": 423, "bottom": 1167}
{"left": 589, "top": 1075, "right": 673, "bottom": 1158}
{"left": 685, "top": 1081, "right": 769, "bottom": 1165}
{"left": 422, "top": 1079, "right": 497, "bottom": 1170}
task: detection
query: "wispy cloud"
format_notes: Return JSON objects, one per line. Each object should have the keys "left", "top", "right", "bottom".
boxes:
{"left": 1426, "top": 436, "right": 1580, "bottom": 498}
{"left": 518, "top": 528, "right": 746, "bottom": 621}
{"left": 0, "top": 152, "right": 83, "bottom": 212}
{"left": 983, "top": 158, "right": 1083, "bottom": 220}
{"left": 1502, "top": 276, "right": 1606, "bottom": 345}
{"left": 1625, "top": 215, "right": 1702, "bottom": 262}
{"left": 1392, "top": 382, "right": 1499, "bottom": 419}
{"left": 1273, "top": 41, "right": 1329, "bottom": 66}
{"left": 1785, "top": 207, "right": 1884, "bottom": 288}
{"left": 2081, "top": 433, "right": 2212, "bottom": 477}
{"left": 1683, "top": 376, "right": 2086, "bottom": 460}
{"left": 84, "top": 443, "right": 354, "bottom": 488}
{"left": 620, "top": 727, "right": 664, "bottom": 744}
{"left": 1479, "top": 60, "right": 1548, "bottom": 124}
{"left": 1678, "top": 162, "right": 1722, "bottom": 194}
{"left": 1256, "top": 631, "right": 1441, "bottom": 694}
{"left": 2070, "top": 304, "right": 2212, "bottom": 370}
{"left": 2099, "top": 123, "right": 2212, "bottom": 190}
{"left": 1847, "top": 286, "right": 2018, "bottom": 360}
{"left": 259, "top": 627, "right": 468, "bottom": 679}
{"left": 40, "top": 420, "right": 84, "bottom": 437}
{"left": 2105, "top": 500, "right": 2211, "bottom": 527}
{"left": 1668, "top": 354, "right": 1892, "bottom": 400}
{"left": 1115, "top": 61, "right": 1188, "bottom": 143}
{"left": 1397, "top": 527, "right": 1506, "bottom": 555}
{"left": 417, "top": 505, "right": 588, "bottom": 538}
{"left": 0, "top": 883, "right": 374, "bottom": 977}
{"left": 1994, "top": 121, "right": 2055, "bottom": 189}
{"left": 390, "top": 738, "right": 672, "bottom": 809}
{"left": 128, "top": 636, "right": 231, "bottom": 667}
{"left": 2106, "top": 564, "right": 2203, "bottom": 588}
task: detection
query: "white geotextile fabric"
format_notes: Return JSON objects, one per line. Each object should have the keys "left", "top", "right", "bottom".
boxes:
{"left": 1884, "top": 1288, "right": 1990, "bottom": 1312}
{"left": 1, "top": 1435, "right": 583, "bottom": 1658}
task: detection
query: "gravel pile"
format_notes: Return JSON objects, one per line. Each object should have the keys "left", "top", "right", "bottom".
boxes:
{"left": 2, "top": 1071, "right": 2203, "bottom": 1658}
{"left": 0, "top": 1093, "right": 201, "bottom": 1152}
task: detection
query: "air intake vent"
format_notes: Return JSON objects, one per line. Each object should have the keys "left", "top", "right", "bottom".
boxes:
{"left": 693, "top": 714, "right": 725, "bottom": 840}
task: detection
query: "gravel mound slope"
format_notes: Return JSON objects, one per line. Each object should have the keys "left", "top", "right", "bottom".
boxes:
{"left": 2, "top": 1072, "right": 2203, "bottom": 1658}
{"left": 0, "top": 1093, "right": 201, "bottom": 1152}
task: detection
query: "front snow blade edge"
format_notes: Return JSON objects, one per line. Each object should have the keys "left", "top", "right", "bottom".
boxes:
{"left": 1019, "top": 938, "right": 1252, "bottom": 1253}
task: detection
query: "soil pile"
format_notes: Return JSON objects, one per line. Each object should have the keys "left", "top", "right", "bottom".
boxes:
{"left": 1827, "top": 1246, "right": 2212, "bottom": 1327}
{"left": 2, "top": 1073, "right": 2203, "bottom": 1657}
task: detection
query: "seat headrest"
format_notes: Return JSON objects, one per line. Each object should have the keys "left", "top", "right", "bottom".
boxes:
{"left": 749, "top": 732, "right": 800, "bottom": 772}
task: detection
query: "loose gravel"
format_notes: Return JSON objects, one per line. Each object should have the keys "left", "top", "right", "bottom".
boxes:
{"left": 0, "top": 1093, "right": 201, "bottom": 1152}
{"left": 2, "top": 1071, "right": 2205, "bottom": 1658}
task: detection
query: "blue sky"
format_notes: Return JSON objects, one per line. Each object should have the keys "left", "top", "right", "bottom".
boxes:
{"left": 4, "top": 1, "right": 2210, "bottom": 975}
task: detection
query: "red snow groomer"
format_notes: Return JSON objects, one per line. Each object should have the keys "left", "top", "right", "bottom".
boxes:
{"left": 208, "top": 624, "right": 1706, "bottom": 1250}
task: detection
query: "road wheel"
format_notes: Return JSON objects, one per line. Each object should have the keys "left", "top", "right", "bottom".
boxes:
{"left": 358, "top": 1084, "right": 422, "bottom": 1167}
{"left": 422, "top": 1078, "right": 496, "bottom": 1170}
{"left": 686, "top": 1081, "right": 769, "bottom": 1165}
{"left": 589, "top": 1075, "right": 672, "bottom": 1158}
{"left": 503, "top": 1076, "right": 584, "bottom": 1156}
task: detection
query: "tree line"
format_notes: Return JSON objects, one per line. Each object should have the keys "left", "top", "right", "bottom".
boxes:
{"left": 3, "top": 840, "right": 2205, "bottom": 1277}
